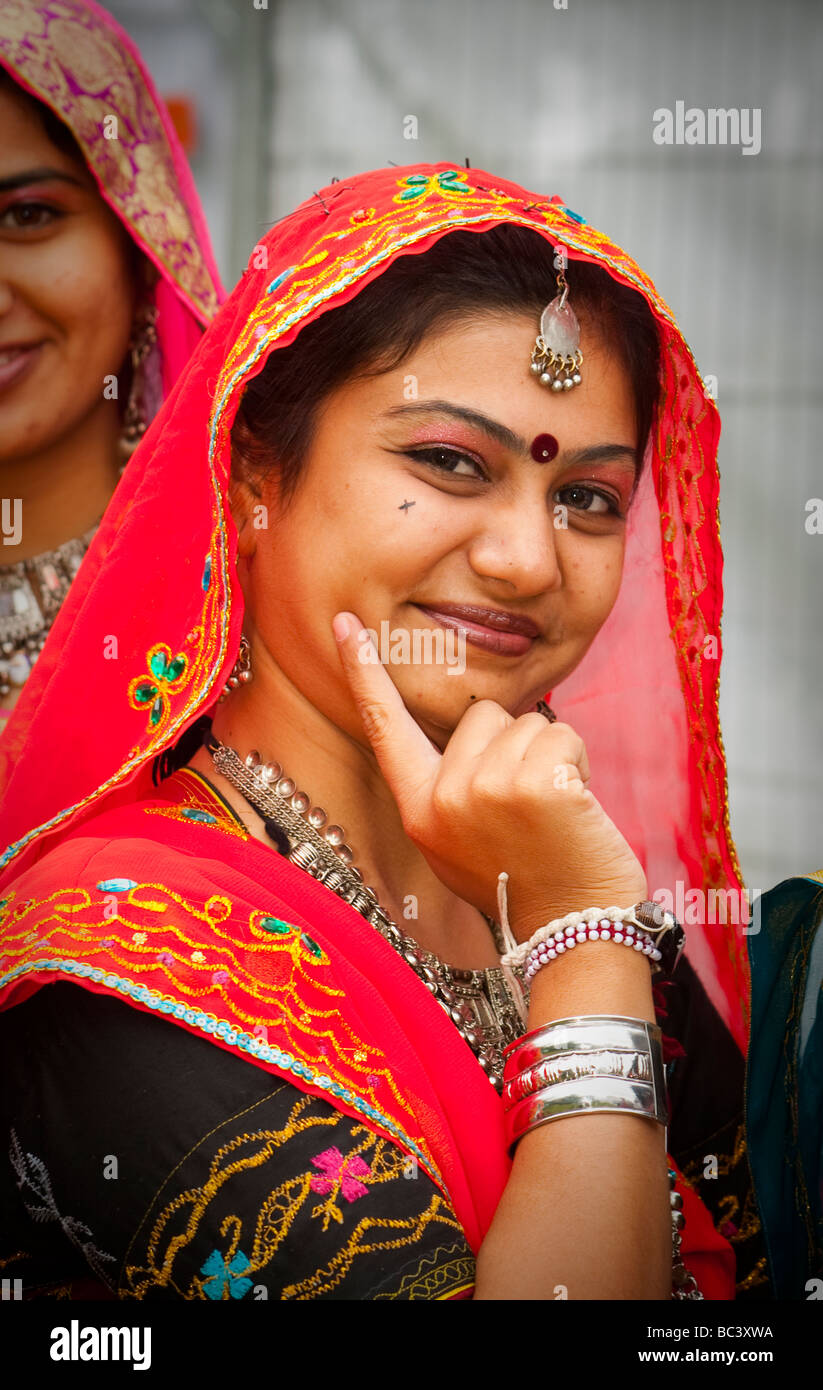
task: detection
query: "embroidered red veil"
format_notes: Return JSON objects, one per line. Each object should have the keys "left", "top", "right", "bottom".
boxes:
{"left": 0, "top": 0, "right": 223, "bottom": 398}
{"left": 0, "top": 162, "right": 746, "bottom": 1298}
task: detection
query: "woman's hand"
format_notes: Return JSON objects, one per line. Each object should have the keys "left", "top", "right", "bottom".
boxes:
{"left": 333, "top": 612, "right": 647, "bottom": 939}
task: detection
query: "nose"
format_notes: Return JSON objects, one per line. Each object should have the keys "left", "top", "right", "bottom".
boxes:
{"left": 467, "top": 491, "right": 564, "bottom": 595}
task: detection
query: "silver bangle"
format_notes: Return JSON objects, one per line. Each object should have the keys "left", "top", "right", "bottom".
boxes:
{"left": 504, "top": 1015, "right": 661, "bottom": 1071}
{"left": 502, "top": 1047, "right": 654, "bottom": 1111}
{"left": 505, "top": 1074, "right": 667, "bottom": 1152}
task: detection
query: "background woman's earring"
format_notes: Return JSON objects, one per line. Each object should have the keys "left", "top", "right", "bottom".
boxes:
{"left": 119, "top": 301, "right": 159, "bottom": 462}
{"left": 535, "top": 699, "right": 557, "bottom": 722}
{"left": 219, "top": 635, "right": 253, "bottom": 701}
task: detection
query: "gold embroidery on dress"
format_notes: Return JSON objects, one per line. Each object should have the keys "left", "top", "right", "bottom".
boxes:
{"left": 371, "top": 1247, "right": 476, "bottom": 1299}
{"left": 0, "top": 881, "right": 439, "bottom": 1186}
{"left": 123, "top": 1093, "right": 463, "bottom": 1300}
{"left": 143, "top": 769, "right": 249, "bottom": 840}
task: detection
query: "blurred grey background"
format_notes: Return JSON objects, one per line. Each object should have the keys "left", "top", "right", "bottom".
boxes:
{"left": 107, "top": 0, "right": 822, "bottom": 891}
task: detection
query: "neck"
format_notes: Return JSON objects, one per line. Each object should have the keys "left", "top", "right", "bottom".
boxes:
{"left": 189, "top": 645, "right": 501, "bottom": 969}
{"left": 0, "top": 401, "right": 122, "bottom": 563}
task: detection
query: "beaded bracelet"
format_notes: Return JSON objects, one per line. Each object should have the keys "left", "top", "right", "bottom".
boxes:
{"left": 524, "top": 917, "right": 662, "bottom": 983}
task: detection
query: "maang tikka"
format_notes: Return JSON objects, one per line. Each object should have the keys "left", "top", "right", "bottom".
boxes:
{"left": 530, "top": 263, "right": 583, "bottom": 393}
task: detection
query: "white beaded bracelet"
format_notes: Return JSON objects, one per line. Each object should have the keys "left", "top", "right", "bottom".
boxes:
{"left": 495, "top": 873, "right": 659, "bottom": 972}
{"left": 523, "top": 918, "right": 661, "bottom": 982}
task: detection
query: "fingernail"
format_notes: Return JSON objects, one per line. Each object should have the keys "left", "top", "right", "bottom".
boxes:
{"left": 332, "top": 613, "right": 352, "bottom": 643}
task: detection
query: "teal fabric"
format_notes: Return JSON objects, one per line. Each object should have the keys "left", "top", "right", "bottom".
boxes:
{"left": 746, "top": 874, "right": 823, "bottom": 1299}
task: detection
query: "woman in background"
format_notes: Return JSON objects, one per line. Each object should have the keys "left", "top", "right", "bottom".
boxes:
{"left": 0, "top": 0, "right": 222, "bottom": 717}
{"left": 746, "top": 872, "right": 823, "bottom": 1299}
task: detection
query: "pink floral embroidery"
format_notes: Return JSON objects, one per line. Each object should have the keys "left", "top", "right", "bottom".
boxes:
{"left": 310, "top": 1146, "right": 372, "bottom": 1202}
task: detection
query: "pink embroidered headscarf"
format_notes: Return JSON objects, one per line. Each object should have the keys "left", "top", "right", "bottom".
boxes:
{"left": 0, "top": 0, "right": 223, "bottom": 392}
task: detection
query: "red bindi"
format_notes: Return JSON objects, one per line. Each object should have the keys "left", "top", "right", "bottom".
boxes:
{"left": 531, "top": 433, "right": 559, "bottom": 462}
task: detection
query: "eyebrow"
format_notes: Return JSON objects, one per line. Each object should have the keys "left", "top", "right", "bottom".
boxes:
{"left": 383, "top": 400, "right": 640, "bottom": 471}
{"left": 0, "top": 167, "right": 87, "bottom": 194}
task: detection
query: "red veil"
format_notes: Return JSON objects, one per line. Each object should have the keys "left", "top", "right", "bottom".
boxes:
{"left": 0, "top": 163, "right": 745, "bottom": 1297}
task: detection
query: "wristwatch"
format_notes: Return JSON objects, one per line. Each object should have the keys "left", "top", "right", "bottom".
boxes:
{"left": 627, "top": 901, "right": 685, "bottom": 977}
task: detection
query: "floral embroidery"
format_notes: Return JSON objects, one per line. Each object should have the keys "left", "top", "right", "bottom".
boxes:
{"left": 128, "top": 644, "right": 188, "bottom": 732}
{"left": 394, "top": 169, "right": 471, "bottom": 203}
{"left": 200, "top": 1248, "right": 254, "bottom": 1300}
{"left": 310, "top": 1146, "right": 372, "bottom": 1204}
{"left": 121, "top": 1090, "right": 467, "bottom": 1300}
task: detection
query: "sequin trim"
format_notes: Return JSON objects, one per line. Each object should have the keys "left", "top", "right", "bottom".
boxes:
{"left": 0, "top": 953, "right": 436, "bottom": 1177}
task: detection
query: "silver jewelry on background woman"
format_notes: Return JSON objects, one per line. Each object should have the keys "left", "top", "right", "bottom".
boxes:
{"left": 0, "top": 526, "right": 98, "bottom": 698}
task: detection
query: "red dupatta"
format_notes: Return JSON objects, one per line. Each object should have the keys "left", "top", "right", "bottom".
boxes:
{"left": 0, "top": 162, "right": 743, "bottom": 1297}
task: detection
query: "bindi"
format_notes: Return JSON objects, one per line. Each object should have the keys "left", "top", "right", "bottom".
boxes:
{"left": 530, "top": 433, "right": 559, "bottom": 463}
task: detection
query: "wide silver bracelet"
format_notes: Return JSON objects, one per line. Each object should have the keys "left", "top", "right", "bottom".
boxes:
{"left": 502, "top": 1016, "right": 666, "bottom": 1152}
{"left": 502, "top": 1046, "right": 653, "bottom": 1110}
{"left": 504, "top": 1015, "right": 659, "bottom": 1072}
{"left": 506, "top": 1074, "right": 667, "bottom": 1150}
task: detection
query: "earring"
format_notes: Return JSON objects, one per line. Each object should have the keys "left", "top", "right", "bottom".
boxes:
{"left": 529, "top": 266, "right": 583, "bottom": 392}
{"left": 120, "top": 301, "right": 159, "bottom": 460}
{"left": 219, "top": 634, "right": 253, "bottom": 701}
{"left": 535, "top": 699, "right": 557, "bottom": 722}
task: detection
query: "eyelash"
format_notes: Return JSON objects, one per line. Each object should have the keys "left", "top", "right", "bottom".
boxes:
{"left": 405, "top": 445, "right": 625, "bottom": 517}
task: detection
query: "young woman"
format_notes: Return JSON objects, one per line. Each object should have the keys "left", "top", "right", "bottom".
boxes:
{"left": 0, "top": 0, "right": 222, "bottom": 716}
{"left": 0, "top": 163, "right": 761, "bottom": 1300}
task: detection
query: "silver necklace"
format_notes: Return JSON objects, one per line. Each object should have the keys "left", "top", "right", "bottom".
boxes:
{"left": 206, "top": 734, "right": 530, "bottom": 1090}
{"left": 0, "top": 525, "right": 98, "bottom": 697}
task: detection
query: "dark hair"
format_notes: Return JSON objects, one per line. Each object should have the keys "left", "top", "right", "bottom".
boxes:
{"left": 231, "top": 224, "right": 660, "bottom": 508}
{"left": 0, "top": 67, "right": 87, "bottom": 165}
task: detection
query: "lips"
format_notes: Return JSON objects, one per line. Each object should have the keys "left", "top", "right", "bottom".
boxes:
{"left": 414, "top": 602, "right": 540, "bottom": 657}
{"left": 0, "top": 342, "right": 44, "bottom": 393}
{"left": 415, "top": 602, "right": 541, "bottom": 637}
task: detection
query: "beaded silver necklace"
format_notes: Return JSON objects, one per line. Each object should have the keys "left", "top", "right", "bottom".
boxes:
{"left": 206, "top": 735, "right": 529, "bottom": 1090}
{"left": 0, "top": 525, "right": 98, "bottom": 698}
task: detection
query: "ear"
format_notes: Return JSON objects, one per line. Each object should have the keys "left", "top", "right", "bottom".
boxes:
{"left": 228, "top": 452, "right": 263, "bottom": 559}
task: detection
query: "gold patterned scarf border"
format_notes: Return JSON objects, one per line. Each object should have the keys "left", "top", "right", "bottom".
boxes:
{"left": 0, "top": 0, "right": 218, "bottom": 321}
